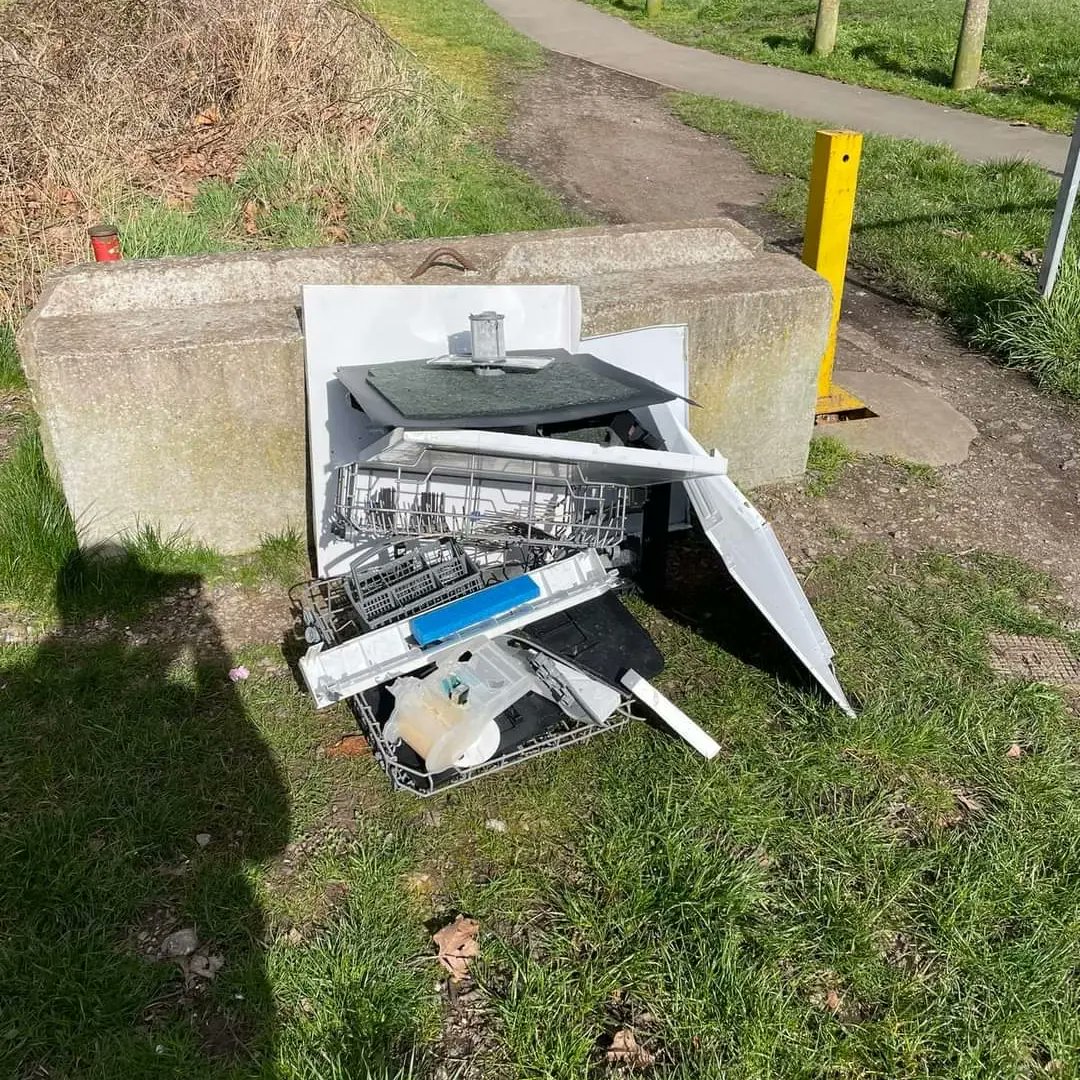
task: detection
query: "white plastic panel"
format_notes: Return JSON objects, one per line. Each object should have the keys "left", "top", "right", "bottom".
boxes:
{"left": 303, "top": 284, "right": 581, "bottom": 576}
{"left": 660, "top": 413, "right": 853, "bottom": 716}
{"left": 358, "top": 427, "right": 729, "bottom": 484}
{"left": 581, "top": 325, "right": 691, "bottom": 429}
{"left": 584, "top": 325, "right": 851, "bottom": 714}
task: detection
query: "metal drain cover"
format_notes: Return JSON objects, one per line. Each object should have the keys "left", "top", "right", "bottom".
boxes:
{"left": 988, "top": 634, "right": 1080, "bottom": 686}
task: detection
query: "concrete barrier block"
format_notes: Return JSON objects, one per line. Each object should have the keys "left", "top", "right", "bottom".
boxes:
{"left": 19, "top": 220, "right": 830, "bottom": 552}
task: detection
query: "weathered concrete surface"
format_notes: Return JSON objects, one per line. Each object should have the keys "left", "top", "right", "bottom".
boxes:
{"left": 20, "top": 219, "right": 829, "bottom": 552}
{"left": 821, "top": 370, "right": 978, "bottom": 466}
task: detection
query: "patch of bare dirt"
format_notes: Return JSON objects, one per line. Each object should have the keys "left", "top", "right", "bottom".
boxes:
{"left": 500, "top": 53, "right": 775, "bottom": 224}
{"left": 504, "top": 53, "right": 1080, "bottom": 610}
{"left": 430, "top": 962, "right": 500, "bottom": 1080}
{"left": 758, "top": 291, "right": 1080, "bottom": 608}
{"left": 1, "top": 581, "right": 293, "bottom": 650}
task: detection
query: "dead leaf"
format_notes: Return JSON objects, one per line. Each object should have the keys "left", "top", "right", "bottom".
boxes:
{"left": 605, "top": 1028, "right": 655, "bottom": 1068}
{"left": 192, "top": 105, "right": 220, "bottom": 128}
{"left": 242, "top": 200, "right": 260, "bottom": 237}
{"left": 1018, "top": 248, "right": 1042, "bottom": 268}
{"left": 432, "top": 915, "right": 479, "bottom": 981}
{"left": 953, "top": 790, "right": 983, "bottom": 813}
{"left": 325, "top": 733, "right": 370, "bottom": 758}
{"left": 1006, "top": 742, "right": 1024, "bottom": 759}
{"left": 823, "top": 988, "right": 842, "bottom": 1013}
{"left": 325, "top": 224, "right": 348, "bottom": 243}
{"left": 941, "top": 227, "right": 973, "bottom": 240}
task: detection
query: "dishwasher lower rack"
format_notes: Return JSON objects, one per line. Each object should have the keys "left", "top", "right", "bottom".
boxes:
{"left": 348, "top": 686, "right": 635, "bottom": 796}
{"left": 334, "top": 461, "right": 632, "bottom": 554}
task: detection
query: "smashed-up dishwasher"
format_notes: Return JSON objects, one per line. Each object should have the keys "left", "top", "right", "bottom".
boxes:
{"left": 294, "top": 285, "right": 853, "bottom": 795}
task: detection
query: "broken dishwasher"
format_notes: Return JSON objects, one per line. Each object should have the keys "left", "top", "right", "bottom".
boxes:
{"left": 294, "top": 293, "right": 852, "bottom": 795}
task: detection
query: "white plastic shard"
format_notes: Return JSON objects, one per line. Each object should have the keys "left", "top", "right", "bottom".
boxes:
{"left": 584, "top": 326, "right": 854, "bottom": 717}
{"left": 621, "top": 670, "right": 721, "bottom": 759}
{"left": 299, "top": 550, "right": 617, "bottom": 708}
{"left": 356, "top": 426, "right": 729, "bottom": 485}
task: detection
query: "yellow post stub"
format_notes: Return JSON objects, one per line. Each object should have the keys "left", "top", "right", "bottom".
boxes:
{"left": 802, "top": 129, "right": 864, "bottom": 413}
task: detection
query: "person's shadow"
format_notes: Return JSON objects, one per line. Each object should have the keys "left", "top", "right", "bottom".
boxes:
{"left": 0, "top": 552, "right": 290, "bottom": 1075}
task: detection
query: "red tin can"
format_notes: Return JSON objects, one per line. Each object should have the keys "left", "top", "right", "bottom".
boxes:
{"left": 88, "top": 224, "right": 122, "bottom": 262}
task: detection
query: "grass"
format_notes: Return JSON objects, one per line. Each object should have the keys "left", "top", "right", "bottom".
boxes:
{"left": 0, "top": 0, "right": 582, "bottom": 316}
{"left": 671, "top": 94, "right": 1080, "bottom": 399}
{"left": 11, "top": 0, "right": 1080, "bottom": 1074}
{"left": 0, "top": 418, "right": 308, "bottom": 622}
{"left": 143, "top": 0, "right": 583, "bottom": 253}
{"left": 581, "top": 0, "right": 1080, "bottom": 133}
{"left": 4, "top": 541, "right": 1080, "bottom": 1076}
{"left": 805, "top": 435, "right": 858, "bottom": 495}
{"left": 0, "top": 320, "right": 23, "bottom": 391}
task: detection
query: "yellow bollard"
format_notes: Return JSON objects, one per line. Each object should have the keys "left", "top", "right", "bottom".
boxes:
{"left": 802, "top": 129, "right": 865, "bottom": 417}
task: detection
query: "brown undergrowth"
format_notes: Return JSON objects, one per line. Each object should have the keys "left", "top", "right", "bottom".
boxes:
{"left": 0, "top": 0, "right": 441, "bottom": 313}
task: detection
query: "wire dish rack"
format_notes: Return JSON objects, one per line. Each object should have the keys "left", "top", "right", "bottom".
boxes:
{"left": 349, "top": 690, "right": 635, "bottom": 796}
{"left": 344, "top": 537, "right": 482, "bottom": 631}
{"left": 334, "top": 461, "right": 631, "bottom": 553}
{"left": 292, "top": 574, "right": 362, "bottom": 648}
{"left": 292, "top": 537, "right": 485, "bottom": 644}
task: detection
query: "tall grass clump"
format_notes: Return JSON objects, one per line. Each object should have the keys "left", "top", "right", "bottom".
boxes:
{"left": 976, "top": 253, "right": 1080, "bottom": 396}
{"left": 0, "top": 0, "right": 442, "bottom": 313}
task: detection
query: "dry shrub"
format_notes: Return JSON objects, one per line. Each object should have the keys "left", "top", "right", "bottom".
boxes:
{"left": 0, "top": 0, "right": 439, "bottom": 313}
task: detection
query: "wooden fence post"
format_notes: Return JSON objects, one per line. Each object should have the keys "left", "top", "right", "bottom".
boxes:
{"left": 952, "top": 0, "right": 990, "bottom": 90}
{"left": 813, "top": 0, "right": 840, "bottom": 57}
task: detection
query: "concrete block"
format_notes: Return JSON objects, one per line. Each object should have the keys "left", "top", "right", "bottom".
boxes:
{"left": 19, "top": 220, "right": 830, "bottom": 552}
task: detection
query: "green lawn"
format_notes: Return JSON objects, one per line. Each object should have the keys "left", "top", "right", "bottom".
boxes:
{"left": 672, "top": 94, "right": 1080, "bottom": 399}
{"left": 4, "top": 536, "right": 1080, "bottom": 1077}
{"left": 6, "top": 0, "right": 1080, "bottom": 1075}
{"left": 582, "top": 0, "right": 1080, "bottom": 132}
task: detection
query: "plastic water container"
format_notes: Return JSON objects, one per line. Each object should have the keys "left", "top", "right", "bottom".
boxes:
{"left": 384, "top": 642, "right": 535, "bottom": 772}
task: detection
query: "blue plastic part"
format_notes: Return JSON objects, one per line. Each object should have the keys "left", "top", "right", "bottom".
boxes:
{"left": 411, "top": 575, "right": 542, "bottom": 646}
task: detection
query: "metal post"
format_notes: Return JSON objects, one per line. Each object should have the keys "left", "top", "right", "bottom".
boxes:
{"left": 1038, "top": 112, "right": 1080, "bottom": 299}
{"left": 802, "top": 129, "right": 864, "bottom": 414}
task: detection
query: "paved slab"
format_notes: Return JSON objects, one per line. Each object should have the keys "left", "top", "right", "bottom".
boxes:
{"left": 816, "top": 370, "right": 978, "bottom": 466}
{"left": 486, "top": 0, "right": 1069, "bottom": 172}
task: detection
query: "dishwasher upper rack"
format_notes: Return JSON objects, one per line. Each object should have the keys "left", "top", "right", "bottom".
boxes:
{"left": 334, "top": 459, "right": 633, "bottom": 552}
